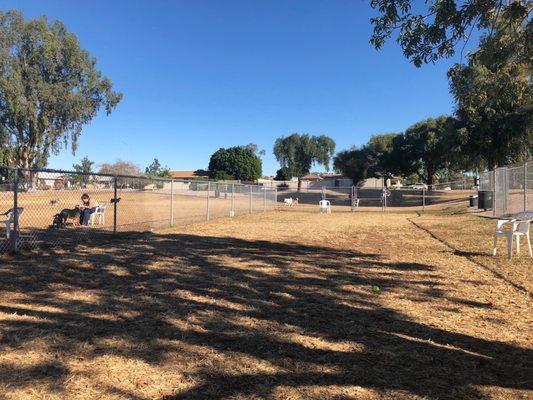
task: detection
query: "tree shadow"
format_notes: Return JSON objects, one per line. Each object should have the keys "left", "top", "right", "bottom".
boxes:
{"left": 0, "top": 229, "right": 531, "bottom": 399}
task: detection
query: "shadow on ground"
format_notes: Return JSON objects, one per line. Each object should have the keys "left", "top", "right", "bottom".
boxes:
{"left": 0, "top": 229, "right": 531, "bottom": 399}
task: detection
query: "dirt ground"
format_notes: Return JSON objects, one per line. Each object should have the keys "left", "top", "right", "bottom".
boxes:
{"left": 0, "top": 189, "right": 274, "bottom": 250}
{"left": 0, "top": 208, "right": 531, "bottom": 399}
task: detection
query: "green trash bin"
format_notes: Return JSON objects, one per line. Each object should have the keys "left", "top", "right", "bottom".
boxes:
{"left": 478, "top": 191, "right": 492, "bottom": 210}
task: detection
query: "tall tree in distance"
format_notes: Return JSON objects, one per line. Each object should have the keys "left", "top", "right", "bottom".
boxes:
{"left": 241, "top": 143, "right": 266, "bottom": 157}
{"left": 0, "top": 10, "right": 122, "bottom": 169}
{"left": 273, "top": 133, "right": 335, "bottom": 190}
{"left": 369, "top": 0, "right": 532, "bottom": 67}
{"left": 387, "top": 116, "right": 458, "bottom": 186}
{"left": 333, "top": 147, "right": 373, "bottom": 187}
{"left": 99, "top": 159, "right": 142, "bottom": 176}
{"left": 145, "top": 158, "right": 172, "bottom": 178}
{"left": 333, "top": 133, "right": 398, "bottom": 187}
{"left": 72, "top": 156, "right": 94, "bottom": 186}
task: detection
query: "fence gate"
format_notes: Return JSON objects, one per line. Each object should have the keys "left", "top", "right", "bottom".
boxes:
{"left": 493, "top": 167, "right": 508, "bottom": 215}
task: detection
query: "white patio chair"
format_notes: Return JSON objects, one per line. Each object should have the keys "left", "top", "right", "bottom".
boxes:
{"left": 0, "top": 208, "right": 24, "bottom": 239}
{"left": 493, "top": 218, "right": 532, "bottom": 260}
{"left": 319, "top": 200, "right": 331, "bottom": 214}
{"left": 89, "top": 203, "right": 108, "bottom": 226}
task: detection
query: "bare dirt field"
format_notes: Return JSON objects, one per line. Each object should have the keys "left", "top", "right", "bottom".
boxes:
{"left": 0, "top": 208, "right": 531, "bottom": 399}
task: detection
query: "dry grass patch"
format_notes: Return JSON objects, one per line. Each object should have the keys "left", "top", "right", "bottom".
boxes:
{"left": 0, "top": 210, "right": 531, "bottom": 399}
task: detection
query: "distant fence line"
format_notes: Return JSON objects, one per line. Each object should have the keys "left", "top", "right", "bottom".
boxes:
{"left": 277, "top": 180, "right": 477, "bottom": 210}
{"left": 479, "top": 160, "right": 533, "bottom": 216}
{"left": 0, "top": 167, "right": 277, "bottom": 252}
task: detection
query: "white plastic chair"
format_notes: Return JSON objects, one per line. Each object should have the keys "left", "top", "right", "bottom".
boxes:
{"left": 493, "top": 218, "right": 532, "bottom": 260}
{"left": 89, "top": 203, "right": 107, "bottom": 226}
{"left": 319, "top": 200, "right": 331, "bottom": 214}
{"left": 0, "top": 208, "right": 24, "bottom": 239}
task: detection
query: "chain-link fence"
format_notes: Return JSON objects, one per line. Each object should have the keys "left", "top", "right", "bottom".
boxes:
{"left": 276, "top": 182, "right": 477, "bottom": 211}
{"left": 480, "top": 160, "right": 532, "bottom": 216}
{"left": 0, "top": 167, "right": 277, "bottom": 252}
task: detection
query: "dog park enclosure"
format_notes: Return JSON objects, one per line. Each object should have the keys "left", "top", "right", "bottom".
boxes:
{"left": 0, "top": 168, "right": 277, "bottom": 251}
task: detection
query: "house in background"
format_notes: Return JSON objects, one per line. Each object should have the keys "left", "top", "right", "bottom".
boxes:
{"left": 35, "top": 172, "right": 70, "bottom": 189}
{"left": 171, "top": 170, "right": 209, "bottom": 181}
{"left": 300, "top": 173, "right": 322, "bottom": 183}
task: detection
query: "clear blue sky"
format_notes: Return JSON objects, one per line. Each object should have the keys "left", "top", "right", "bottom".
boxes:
{"left": 2, "top": 0, "right": 467, "bottom": 175}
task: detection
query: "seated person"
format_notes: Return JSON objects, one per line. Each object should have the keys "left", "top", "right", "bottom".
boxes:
{"left": 76, "top": 193, "right": 97, "bottom": 226}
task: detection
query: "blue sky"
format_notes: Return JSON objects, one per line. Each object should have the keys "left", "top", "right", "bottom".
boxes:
{"left": 2, "top": 0, "right": 470, "bottom": 175}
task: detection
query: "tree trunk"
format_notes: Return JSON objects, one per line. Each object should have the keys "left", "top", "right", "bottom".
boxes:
{"left": 297, "top": 176, "right": 302, "bottom": 192}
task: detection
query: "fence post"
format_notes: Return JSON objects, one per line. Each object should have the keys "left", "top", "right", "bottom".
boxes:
{"left": 170, "top": 179, "right": 174, "bottom": 227}
{"left": 524, "top": 161, "right": 528, "bottom": 212}
{"left": 206, "top": 181, "right": 210, "bottom": 221}
{"left": 11, "top": 168, "right": 19, "bottom": 252}
{"left": 350, "top": 185, "right": 354, "bottom": 212}
{"left": 263, "top": 187, "right": 266, "bottom": 211}
{"left": 422, "top": 188, "right": 426, "bottom": 212}
{"left": 249, "top": 186, "right": 252, "bottom": 213}
{"left": 113, "top": 175, "right": 118, "bottom": 233}
{"left": 321, "top": 186, "right": 326, "bottom": 201}
{"left": 492, "top": 169, "right": 496, "bottom": 216}
{"left": 231, "top": 184, "right": 235, "bottom": 216}
{"left": 504, "top": 167, "right": 508, "bottom": 214}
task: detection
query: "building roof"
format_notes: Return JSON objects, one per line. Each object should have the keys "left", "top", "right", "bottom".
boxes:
{"left": 321, "top": 173, "right": 348, "bottom": 179}
{"left": 300, "top": 173, "right": 322, "bottom": 181}
{"left": 171, "top": 170, "right": 208, "bottom": 179}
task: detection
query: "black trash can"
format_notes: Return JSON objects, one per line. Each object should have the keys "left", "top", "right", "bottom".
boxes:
{"left": 469, "top": 195, "right": 478, "bottom": 207}
{"left": 478, "top": 190, "right": 493, "bottom": 210}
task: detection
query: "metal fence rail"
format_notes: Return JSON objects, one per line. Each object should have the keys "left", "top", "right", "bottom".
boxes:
{"left": 480, "top": 160, "right": 532, "bottom": 216}
{"left": 0, "top": 167, "right": 277, "bottom": 252}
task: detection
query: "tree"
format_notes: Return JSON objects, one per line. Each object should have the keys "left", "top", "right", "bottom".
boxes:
{"left": 145, "top": 158, "right": 172, "bottom": 178}
{"left": 274, "top": 166, "right": 293, "bottom": 181}
{"left": 334, "top": 147, "right": 373, "bottom": 186}
{"left": 366, "top": 133, "right": 399, "bottom": 177}
{"left": 99, "top": 159, "right": 142, "bottom": 176}
{"left": 208, "top": 146, "right": 262, "bottom": 181}
{"left": 273, "top": 133, "right": 336, "bottom": 190}
{"left": 448, "top": 22, "right": 533, "bottom": 168}
{"left": 241, "top": 143, "right": 266, "bottom": 157}
{"left": 369, "top": 0, "right": 532, "bottom": 67}
{"left": 0, "top": 10, "right": 122, "bottom": 169}
{"left": 72, "top": 156, "right": 94, "bottom": 186}
{"left": 387, "top": 116, "right": 458, "bottom": 186}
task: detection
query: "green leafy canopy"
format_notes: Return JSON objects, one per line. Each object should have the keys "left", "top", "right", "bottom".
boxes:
{"left": 208, "top": 146, "right": 262, "bottom": 181}
{"left": 0, "top": 10, "right": 122, "bottom": 168}
{"left": 273, "top": 133, "right": 335, "bottom": 188}
{"left": 370, "top": 0, "right": 532, "bottom": 67}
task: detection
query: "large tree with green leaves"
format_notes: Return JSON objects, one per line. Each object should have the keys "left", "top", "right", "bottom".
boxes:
{"left": 333, "top": 147, "right": 373, "bottom": 186}
{"left": 387, "top": 116, "right": 458, "bottom": 185}
{"left": 448, "top": 22, "right": 533, "bottom": 168}
{"left": 273, "top": 133, "right": 335, "bottom": 190}
{"left": 0, "top": 10, "right": 122, "bottom": 169}
{"left": 369, "top": 0, "right": 532, "bottom": 67}
{"left": 208, "top": 146, "right": 262, "bottom": 181}
{"left": 333, "top": 133, "right": 398, "bottom": 186}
